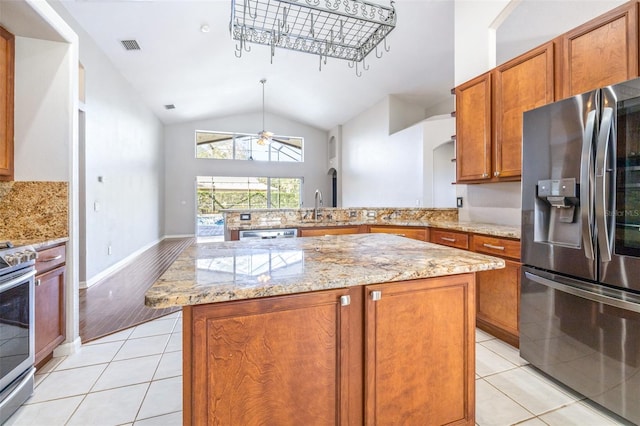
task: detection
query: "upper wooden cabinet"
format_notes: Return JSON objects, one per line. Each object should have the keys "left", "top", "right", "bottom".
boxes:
{"left": 562, "top": 1, "right": 638, "bottom": 98}
{"left": 456, "top": 43, "right": 555, "bottom": 184}
{"left": 455, "top": 72, "right": 492, "bottom": 182}
{"left": 493, "top": 42, "right": 555, "bottom": 180}
{"left": 0, "top": 26, "right": 14, "bottom": 182}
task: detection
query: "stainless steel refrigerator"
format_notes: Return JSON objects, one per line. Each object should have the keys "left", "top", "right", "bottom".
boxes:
{"left": 521, "top": 77, "right": 640, "bottom": 424}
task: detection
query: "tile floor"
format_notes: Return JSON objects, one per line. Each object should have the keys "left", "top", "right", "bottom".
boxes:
{"left": 5, "top": 314, "right": 634, "bottom": 425}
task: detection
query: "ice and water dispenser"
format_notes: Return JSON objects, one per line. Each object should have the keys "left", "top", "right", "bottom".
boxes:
{"left": 534, "top": 177, "right": 582, "bottom": 247}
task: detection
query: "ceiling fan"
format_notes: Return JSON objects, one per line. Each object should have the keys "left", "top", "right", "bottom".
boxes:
{"left": 257, "top": 78, "right": 272, "bottom": 146}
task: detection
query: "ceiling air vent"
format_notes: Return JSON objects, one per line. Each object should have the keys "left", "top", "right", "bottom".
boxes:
{"left": 164, "top": 104, "right": 176, "bottom": 110}
{"left": 120, "top": 39, "right": 141, "bottom": 51}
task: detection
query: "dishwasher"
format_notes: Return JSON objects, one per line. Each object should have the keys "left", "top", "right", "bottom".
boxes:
{"left": 238, "top": 229, "right": 298, "bottom": 240}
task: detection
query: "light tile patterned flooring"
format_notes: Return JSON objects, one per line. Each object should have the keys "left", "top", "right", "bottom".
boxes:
{"left": 6, "top": 315, "right": 634, "bottom": 425}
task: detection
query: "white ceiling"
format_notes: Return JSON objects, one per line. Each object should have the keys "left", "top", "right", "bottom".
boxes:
{"left": 58, "top": 0, "right": 454, "bottom": 131}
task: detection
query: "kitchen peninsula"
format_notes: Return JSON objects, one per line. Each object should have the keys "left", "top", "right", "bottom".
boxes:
{"left": 146, "top": 233, "right": 505, "bottom": 424}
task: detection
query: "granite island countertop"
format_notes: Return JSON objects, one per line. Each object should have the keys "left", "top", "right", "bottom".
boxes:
{"left": 145, "top": 233, "right": 505, "bottom": 309}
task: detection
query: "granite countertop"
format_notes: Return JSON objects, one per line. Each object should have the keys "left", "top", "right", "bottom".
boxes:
{"left": 229, "top": 220, "right": 520, "bottom": 239}
{"left": 8, "top": 237, "right": 69, "bottom": 250}
{"left": 145, "top": 233, "right": 505, "bottom": 309}
{"left": 223, "top": 207, "right": 520, "bottom": 239}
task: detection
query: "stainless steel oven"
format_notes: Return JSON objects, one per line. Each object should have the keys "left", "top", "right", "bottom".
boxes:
{"left": 0, "top": 244, "right": 37, "bottom": 424}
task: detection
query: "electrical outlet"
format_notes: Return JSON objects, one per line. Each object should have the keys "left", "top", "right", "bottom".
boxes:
{"left": 367, "top": 211, "right": 376, "bottom": 218}
{"left": 240, "top": 213, "right": 251, "bottom": 220}
{"left": 456, "top": 197, "right": 463, "bottom": 208}
{"left": 349, "top": 211, "right": 357, "bottom": 218}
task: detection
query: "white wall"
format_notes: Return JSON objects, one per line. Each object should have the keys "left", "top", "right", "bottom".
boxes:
{"left": 341, "top": 97, "right": 424, "bottom": 207}
{"left": 50, "top": 2, "right": 165, "bottom": 285}
{"left": 423, "top": 115, "right": 455, "bottom": 207}
{"left": 163, "top": 112, "right": 329, "bottom": 236}
{"left": 13, "top": 37, "right": 70, "bottom": 181}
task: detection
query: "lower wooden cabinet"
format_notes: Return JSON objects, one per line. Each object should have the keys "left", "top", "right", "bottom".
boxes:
{"left": 365, "top": 275, "right": 475, "bottom": 425}
{"left": 298, "top": 225, "right": 363, "bottom": 237}
{"left": 368, "top": 225, "right": 429, "bottom": 241}
{"left": 183, "top": 274, "right": 476, "bottom": 425}
{"left": 430, "top": 228, "right": 470, "bottom": 249}
{"left": 475, "top": 260, "right": 521, "bottom": 348}
{"left": 35, "top": 243, "right": 66, "bottom": 368}
{"left": 35, "top": 265, "right": 65, "bottom": 367}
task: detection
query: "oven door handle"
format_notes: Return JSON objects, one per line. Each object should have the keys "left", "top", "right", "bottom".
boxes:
{"left": 525, "top": 271, "right": 640, "bottom": 313}
{"left": 0, "top": 269, "right": 36, "bottom": 293}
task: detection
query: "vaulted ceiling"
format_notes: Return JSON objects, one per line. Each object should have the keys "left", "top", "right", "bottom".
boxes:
{"left": 58, "top": 0, "right": 455, "bottom": 131}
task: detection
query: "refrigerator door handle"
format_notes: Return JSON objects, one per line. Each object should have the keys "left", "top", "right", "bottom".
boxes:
{"left": 525, "top": 271, "right": 640, "bottom": 313}
{"left": 595, "top": 106, "right": 614, "bottom": 262}
{"left": 581, "top": 109, "right": 596, "bottom": 260}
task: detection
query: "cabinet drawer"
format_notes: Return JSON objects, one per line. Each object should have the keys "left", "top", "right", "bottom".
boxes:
{"left": 369, "top": 226, "right": 428, "bottom": 241}
{"left": 472, "top": 235, "right": 520, "bottom": 260}
{"left": 298, "top": 226, "right": 361, "bottom": 237}
{"left": 36, "top": 244, "right": 66, "bottom": 275}
{"left": 430, "top": 229, "right": 469, "bottom": 249}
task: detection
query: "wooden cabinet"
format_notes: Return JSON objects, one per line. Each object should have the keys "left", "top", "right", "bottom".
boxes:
{"left": 455, "top": 72, "right": 492, "bottom": 182}
{"left": 471, "top": 235, "right": 521, "bottom": 347}
{"left": 365, "top": 275, "right": 475, "bottom": 425}
{"left": 455, "top": 42, "right": 555, "bottom": 184}
{"left": 368, "top": 225, "right": 428, "bottom": 241}
{"left": 0, "top": 26, "right": 14, "bottom": 181}
{"left": 430, "top": 228, "right": 469, "bottom": 250}
{"left": 475, "top": 260, "right": 521, "bottom": 348}
{"left": 298, "top": 225, "right": 363, "bottom": 237}
{"left": 34, "top": 243, "right": 66, "bottom": 368}
{"left": 562, "top": 1, "right": 638, "bottom": 98}
{"left": 184, "top": 274, "right": 476, "bottom": 425}
{"left": 493, "top": 42, "right": 555, "bottom": 180}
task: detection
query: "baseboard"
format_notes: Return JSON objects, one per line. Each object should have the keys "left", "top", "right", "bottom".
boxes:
{"left": 163, "top": 233, "right": 196, "bottom": 239}
{"left": 81, "top": 237, "right": 165, "bottom": 289}
{"left": 53, "top": 336, "right": 82, "bottom": 357}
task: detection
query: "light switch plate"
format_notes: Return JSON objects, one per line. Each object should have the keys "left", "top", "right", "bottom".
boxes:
{"left": 456, "top": 197, "right": 463, "bottom": 208}
{"left": 240, "top": 213, "right": 251, "bottom": 220}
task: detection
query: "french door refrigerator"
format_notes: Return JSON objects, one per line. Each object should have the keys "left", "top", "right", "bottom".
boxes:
{"left": 521, "top": 77, "right": 640, "bottom": 424}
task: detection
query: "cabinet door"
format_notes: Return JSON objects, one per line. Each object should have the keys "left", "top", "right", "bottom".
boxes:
{"left": 365, "top": 275, "right": 475, "bottom": 425}
{"left": 562, "top": 1, "right": 638, "bottom": 97}
{"left": 368, "top": 225, "right": 428, "bottom": 241}
{"left": 299, "top": 226, "right": 361, "bottom": 237}
{"left": 35, "top": 266, "right": 66, "bottom": 367}
{"left": 455, "top": 72, "right": 492, "bottom": 182}
{"left": 184, "top": 288, "right": 359, "bottom": 426}
{"left": 476, "top": 260, "right": 521, "bottom": 348}
{"left": 0, "top": 26, "right": 14, "bottom": 181}
{"left": 494, "top": 42, "right": 554, "bottom": 180}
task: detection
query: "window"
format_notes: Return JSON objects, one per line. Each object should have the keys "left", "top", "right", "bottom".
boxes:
{"left": 196, "top": 176, "right": 302, "bottom": 240}
{"left": 196, "top": 131, "right": 303, "bottom": 162}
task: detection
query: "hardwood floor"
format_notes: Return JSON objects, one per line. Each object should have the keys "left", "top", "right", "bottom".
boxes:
{"left": 79, "top": 237, "right": 194, "bottom": 343}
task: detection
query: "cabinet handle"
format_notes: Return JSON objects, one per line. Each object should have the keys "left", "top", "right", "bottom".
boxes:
{"left": 371, "top": 290, "right": 382, "bottom": 301}
{"left": 482, "top": 173, "right": 489, "bottom": 178}
{"left": 340, "top": 295, "right": 351, "bottom": 306}
{"left": 41, "top": 254, "right": 62, "bottom": 262}
{"left": 440, "top": 237, "right": 456, "bottom": 242}
{"left": 36, "top": 279, "right": 41, "bottom": 286}
{"left": 482, "top": 243, "right": 505, "bottom": 251}
{"left": 494, "top": 171, "right": 500, "bottom": 177}
{"left": 394, "top": 233, "right": 406, "bottom": 237}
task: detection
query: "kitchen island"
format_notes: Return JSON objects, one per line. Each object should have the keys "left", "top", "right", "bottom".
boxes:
{"left": 145, "top": 233, "right": 505, "bottom": 425}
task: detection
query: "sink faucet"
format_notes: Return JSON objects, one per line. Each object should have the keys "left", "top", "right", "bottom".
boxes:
{"left": 314, "top": 189, "right": 323, "bottom": 220}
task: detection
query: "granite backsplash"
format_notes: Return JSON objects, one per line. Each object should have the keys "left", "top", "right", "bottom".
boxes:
{"left": 0, "top": 181, "right": 68, "bottom": 242}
